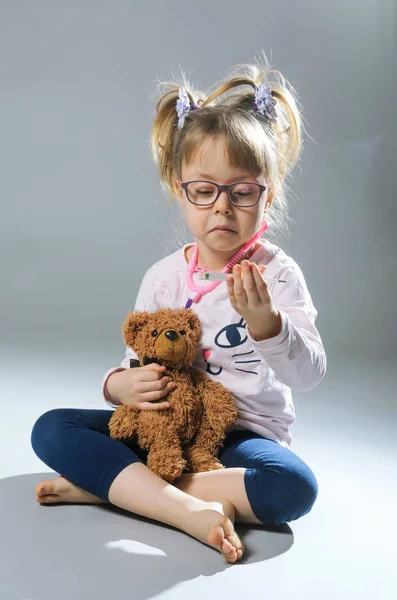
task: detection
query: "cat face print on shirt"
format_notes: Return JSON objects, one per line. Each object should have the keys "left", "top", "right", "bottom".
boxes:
{"left": 203, "top": 317, "right": 262, "bottom": 376}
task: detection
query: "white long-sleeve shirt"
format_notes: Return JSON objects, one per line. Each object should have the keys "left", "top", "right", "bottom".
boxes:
{"left": 102, "top": 240, "right": 326, "bottom": 447}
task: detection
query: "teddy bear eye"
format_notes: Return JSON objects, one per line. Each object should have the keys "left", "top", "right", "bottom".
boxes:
{"left": 179, "top": 330, "right": 186, "bottom": 335}
{"left": 151, "top": 330, "right": 158, "bottom": 337}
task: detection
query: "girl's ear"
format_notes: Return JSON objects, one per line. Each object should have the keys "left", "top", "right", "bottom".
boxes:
{"left": 175, "top": 178, "right": 184, "bottom": 206}
{"left": 265, "top": 186, "right": 276, "bottom": 210}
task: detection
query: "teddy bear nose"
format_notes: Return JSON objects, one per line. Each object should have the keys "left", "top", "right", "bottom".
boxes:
{"left": 165, "top": 330, "right": 178, "bottom": 342}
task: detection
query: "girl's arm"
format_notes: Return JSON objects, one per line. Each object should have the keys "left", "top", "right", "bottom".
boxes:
{"left": 102, "top": 265, "right": 167, "bottom": 407}
{"left": 246, "top": 260, "right": 326, "bottom": 392}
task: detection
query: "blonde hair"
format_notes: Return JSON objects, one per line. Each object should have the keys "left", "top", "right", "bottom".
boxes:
{"left": 151, "top": 54, "right": 304, "bottom": 242}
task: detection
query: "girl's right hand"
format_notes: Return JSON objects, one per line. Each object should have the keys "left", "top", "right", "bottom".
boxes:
{"left": 106, "top": 364, "right": 176, "bottom": 410}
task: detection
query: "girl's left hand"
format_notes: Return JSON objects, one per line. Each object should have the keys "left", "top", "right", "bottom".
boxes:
{"left": 226, "top": 260, "right": 282, "bottom": 341}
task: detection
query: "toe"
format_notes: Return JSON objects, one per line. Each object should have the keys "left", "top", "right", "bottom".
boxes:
{"left": 35, "top": 482, "right": 49, "bottom": 497}
{"left": 36, "top": 494, "right": 59, "bottom": 504}
{"left": 227, "top": 531, "right": 242, "bottom": 551}
{"left": 222, "top": 538, "right": 234, "bottom": 554}
{"left": 208, "top": 525, "right": 236, "bottom": 563}
{"left": 222, "top": 539, "right": 237, "bottom": 562}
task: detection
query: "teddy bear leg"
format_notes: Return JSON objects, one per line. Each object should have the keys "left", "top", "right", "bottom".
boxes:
{"left": 142, "top": 418, "right": 187, "bottom": 483}
{"left": 108, "top": 405, "right": 139, "bottom": 442}
{"left": 184, "top": 414, "right": 225, "bottom": 473}
{"left": 184, "top": 445, "right": 224, "bottom": 473}
{"left": 147, "top": 445, "right": 187, "bottom": 483}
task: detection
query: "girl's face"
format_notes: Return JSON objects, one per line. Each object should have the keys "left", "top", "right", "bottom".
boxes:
{"left": 177, "top": 136, "right": 271, "bottom": 269}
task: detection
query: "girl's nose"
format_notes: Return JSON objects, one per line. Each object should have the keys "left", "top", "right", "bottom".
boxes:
{"left": 213, "top": 190, "right": 231, "bottom": 212}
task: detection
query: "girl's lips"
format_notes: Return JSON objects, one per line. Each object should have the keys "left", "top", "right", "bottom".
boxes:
{"left": 211, "top": 227, "right": 236, "bottom": 233}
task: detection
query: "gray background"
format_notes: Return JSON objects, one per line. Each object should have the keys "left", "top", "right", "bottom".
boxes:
{"left": 1, "top": 0, "right": 395, "bottom": 363}
{"left": 1, "top": 2, "right": 396, "bottom": 599}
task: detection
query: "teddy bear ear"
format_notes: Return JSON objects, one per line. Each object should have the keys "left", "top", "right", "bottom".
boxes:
{"left": 185, "top": 309, "right": 201, "bottom": 332}
{"left": 122, "top": 310, "right": 150, "bottom": 347}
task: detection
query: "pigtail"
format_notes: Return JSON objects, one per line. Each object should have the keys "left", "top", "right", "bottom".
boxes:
{"left": 208, "top": 60, "right": 303, "bottom": 181}
{"left": 269, "top": 83, "right": 302, "bottom": 180}
{"left": 151, "top": 80, "right": 204, "bottom": 202}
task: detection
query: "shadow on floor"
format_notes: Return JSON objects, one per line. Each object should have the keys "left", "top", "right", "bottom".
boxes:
{"left": 1, "top": 473, "right": 294, "bottom": 600}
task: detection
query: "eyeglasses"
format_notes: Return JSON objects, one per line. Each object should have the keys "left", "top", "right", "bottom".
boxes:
{"left": 179, "top": 179, "right": 269, "bottom": 207}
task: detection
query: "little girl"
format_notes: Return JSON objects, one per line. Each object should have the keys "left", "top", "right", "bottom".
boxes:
{"left": 31, "top": 58, "right": 326, "bottom": 564}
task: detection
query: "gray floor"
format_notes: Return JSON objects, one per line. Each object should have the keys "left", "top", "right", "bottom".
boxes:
{"left": 1, "top": 348, "right": 396, "bottom": 600}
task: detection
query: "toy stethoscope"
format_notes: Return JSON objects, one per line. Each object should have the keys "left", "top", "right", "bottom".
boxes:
{"left": 184, "top": 220, "right": 269, "bottom": 308}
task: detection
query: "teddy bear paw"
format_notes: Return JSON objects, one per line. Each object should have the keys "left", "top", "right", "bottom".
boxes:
{"left": 147, "top": 451, "right": 187, "bottom": 483}
{"left": 108, "top": 406, "right": 138, "bottom": 440}
{"left": 185, "top": 449, "right": 224, "bottom": 473}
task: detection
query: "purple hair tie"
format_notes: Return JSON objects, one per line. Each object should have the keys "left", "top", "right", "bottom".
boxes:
{"left": 252, "top": 83, "right": 277, "bottom": 123}
{"left": 176, "top": 88, "right": 199, "bottom": 129}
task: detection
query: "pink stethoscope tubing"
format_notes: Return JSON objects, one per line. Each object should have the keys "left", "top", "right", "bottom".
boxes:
{"left": 185, "top": 219, "right": 269, "bottom": 306}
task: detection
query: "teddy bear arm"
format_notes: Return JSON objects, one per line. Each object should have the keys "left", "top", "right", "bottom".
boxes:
{"left": 190, "top": 369, "right": 238, "bottom": 434}
{"left": 201, "top": 383, "right": 239, "bottom": 435}
{"left": 186, "top": 411, "right": 224, "bottom": 455}
{"left": 108, "top": 405, "right": 139, "bottom": 441}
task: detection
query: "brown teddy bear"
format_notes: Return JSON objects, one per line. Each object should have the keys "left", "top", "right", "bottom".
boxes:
{"left": 108, "top": 307, "right": 239, "bottom": 483}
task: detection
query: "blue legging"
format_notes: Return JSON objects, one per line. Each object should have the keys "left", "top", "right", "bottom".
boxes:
{"left": 31, "top": 408, "right": 318, "bottom": 525}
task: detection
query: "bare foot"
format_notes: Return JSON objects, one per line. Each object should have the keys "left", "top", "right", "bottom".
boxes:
{"left": 35, "top": 479, "right": 243, "bottom": 562}
{"left": 187, "top": 499, "right": 244, "bottom": 563}
{"left": 35, "top": 476, "right": 107, "bottom": 505}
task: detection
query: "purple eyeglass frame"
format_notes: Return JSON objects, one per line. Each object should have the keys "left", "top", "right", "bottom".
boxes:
{"left": 179, "top": 179, "right": 269, "bottom": 207}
